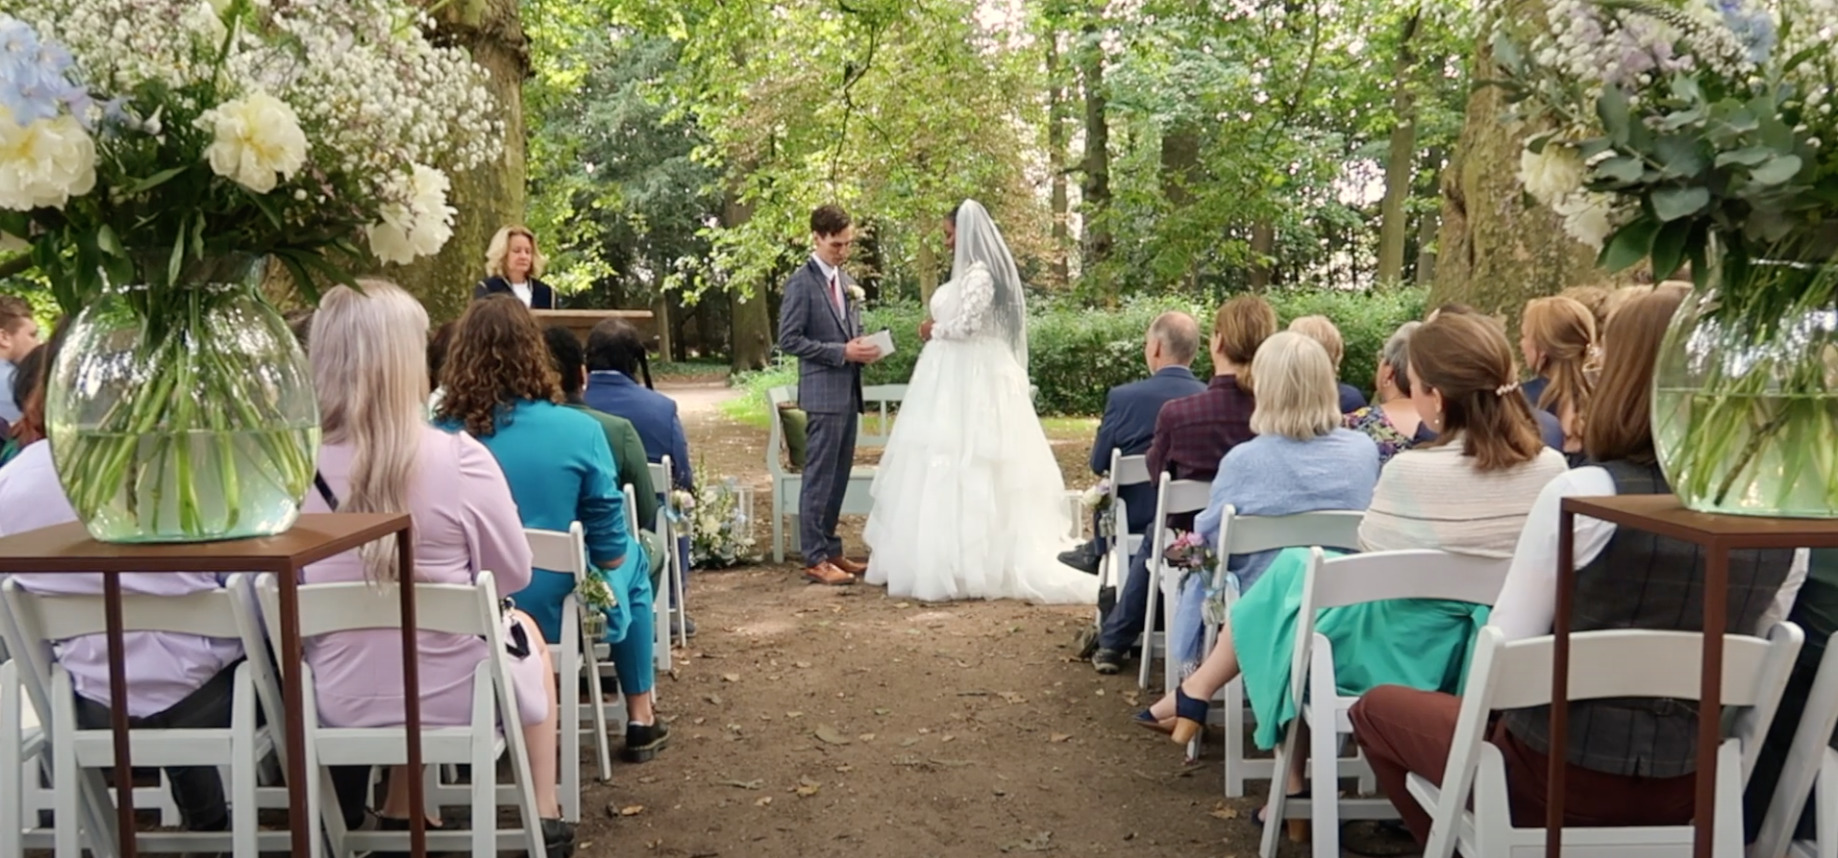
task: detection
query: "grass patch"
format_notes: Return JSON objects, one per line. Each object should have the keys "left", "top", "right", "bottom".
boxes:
{"left": 720, "top": 361, "right": 796, "bottom": 428}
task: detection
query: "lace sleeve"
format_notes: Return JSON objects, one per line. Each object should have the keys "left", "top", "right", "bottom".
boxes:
{"left": 932, "top": 263, "right": 995, "bottom": 340}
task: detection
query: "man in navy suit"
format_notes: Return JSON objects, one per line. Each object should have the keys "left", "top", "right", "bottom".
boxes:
{"left": 1060, "top": 312, "right": 1205, "bottom": 580}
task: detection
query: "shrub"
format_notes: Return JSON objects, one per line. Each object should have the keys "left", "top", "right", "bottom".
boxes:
{"left": 739, "top": 286, "right": 1426, "bottom": 417}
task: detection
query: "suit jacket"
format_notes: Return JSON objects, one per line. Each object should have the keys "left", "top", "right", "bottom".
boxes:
{"left": 1091, "top": 366, "right": 1206, "bottom": 534}
{"left": 582, "top": 371, "right": 694, "bottom": 491}
{"left": 1146, "top": 375, "right": 1258, "bottom": 529}
{"left": 473, "top": 276, "right": 556, "bottom": 310}
{"left": 776, "top": 258, "right": 862, "bottom": 415}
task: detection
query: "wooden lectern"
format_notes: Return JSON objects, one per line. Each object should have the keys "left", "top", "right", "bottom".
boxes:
{"left": 531, "top": 309, "right": 657, "bottom": 348}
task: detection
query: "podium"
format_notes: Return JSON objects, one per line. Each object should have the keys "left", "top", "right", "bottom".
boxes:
{"left": 531, "top": 309, "right": 657, "bottom": 348}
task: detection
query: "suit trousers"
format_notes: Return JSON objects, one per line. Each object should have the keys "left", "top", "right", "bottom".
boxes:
{"left": 1097, "top": 540, "right": 1156, "bottom": 652}
{"left": 800, "top": 410, "right": 858, "bottom": 567}
{"left": 1348, "top": 684, "right": 1696, "bottom": 845}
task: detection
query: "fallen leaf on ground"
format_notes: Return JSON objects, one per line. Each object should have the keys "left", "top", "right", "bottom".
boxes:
{"left": 1209, "top": 803, "right": 1239, "bottom": 820}
{"left": 795, "top": 777, "right": 821, "bottom": 797}
{"left": 618, "top": 805, "right": 645, "bottom": 816}
{"left": 857, "top": 733, "right": 876, "bottom": 741}
{"left": 754, "top": 796, "right": 772, "bottom": 807}
{"left": 785, "top": 711, "right": 804, "bottom": 719}
{"left": 1049, "top": 733, "right": 1072, "bottom": 743}
{"left": 795, "top": 661, "right": 812, "bottom": 669}
{"left": 873, "top": 708, "right": 891, "bottom": 716}
{"left": 814, "top": 724, "right": 852, "bottom": 745}
{"left": 721, "top": 673, "right": 740, "bottom": 683}
{"left": 704, "top": 694, "right": 723, "bottom": 705}
{"left": 716, "top": 778, "right": 765, "bottom": 790}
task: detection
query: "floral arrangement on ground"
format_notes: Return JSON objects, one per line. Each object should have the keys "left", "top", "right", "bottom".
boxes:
{"left": 674, "top": 479, "right": 756, "bottom": 568}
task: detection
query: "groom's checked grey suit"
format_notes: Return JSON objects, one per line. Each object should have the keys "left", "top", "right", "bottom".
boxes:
{"left": 777, "top": 257, "right": 864, "bottom": 569}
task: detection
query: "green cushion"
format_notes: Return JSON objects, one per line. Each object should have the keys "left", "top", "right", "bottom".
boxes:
{"left": 778, "top": 403, "right": 809, "bottom": 471}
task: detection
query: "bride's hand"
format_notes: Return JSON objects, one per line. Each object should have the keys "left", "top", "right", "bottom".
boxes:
{"left": 920, "top": 319, "right": 934, "bottom": 342}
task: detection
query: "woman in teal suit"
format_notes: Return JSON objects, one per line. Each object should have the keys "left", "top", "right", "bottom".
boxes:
{"left": 435, "top": 296, "right": 668, "bottom": 763}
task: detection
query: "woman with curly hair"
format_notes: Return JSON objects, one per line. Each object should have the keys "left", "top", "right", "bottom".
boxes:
{"left": 433, "top": 296, "right": 668, "bottom": 763}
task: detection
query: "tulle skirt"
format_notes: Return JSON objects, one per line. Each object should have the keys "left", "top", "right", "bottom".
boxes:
{"left": 863, "top": 336, "right": 1095, "bottom": 605}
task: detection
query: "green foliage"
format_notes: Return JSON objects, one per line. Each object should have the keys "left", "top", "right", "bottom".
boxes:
{"left": 728, "top": 287, "right": 1426, "bottom": 419}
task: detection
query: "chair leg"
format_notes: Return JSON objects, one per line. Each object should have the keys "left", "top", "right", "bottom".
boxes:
{"left": 1310, "top": 716, "right": 1340, "bottom": 858}
{"left": 1259, "top": 724, "right": 1300, "bottom": 858}
{"left": 558, "top": 642, "right": 581, "bottom": 824}
{"left": 1139, "top": 561, "right": 1160, "bottom": 690}
{"left": 672, "top": 554, "right": 688, "bottom": 650}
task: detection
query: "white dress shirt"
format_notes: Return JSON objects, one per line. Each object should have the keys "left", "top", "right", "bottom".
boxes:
{"left": 510, "top": 281, "right": 533, "bottom": 307}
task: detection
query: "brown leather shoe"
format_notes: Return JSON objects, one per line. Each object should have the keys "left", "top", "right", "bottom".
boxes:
{"left": 830, "top": 556, "right": 868, "bottom": 576}
{"left": 803, "top": 561, "right": 856, "bottom": 586}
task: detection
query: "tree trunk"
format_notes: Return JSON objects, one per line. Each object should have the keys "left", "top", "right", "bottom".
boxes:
{"left": 1047, "top": 32, "right": 1071, "bottom": 287}
{"left": 723, "top": 190, "right": 772, "bottom": 372}
{"left": 1161, "top": 122, "right": 1202, "bottom": 290}
{"left": 1431, "top": 25, "right": 1600, "bottom": 315}
{"left": 389, "top": 0, "right": 529, "bottom": 324}
{"left": 1413, "top": 152, "right": 1443, "bottom": 286}
{"left": 1376, "top": 13, "right": 1421, "bottom": 286}
{"left": 1077, "top": 13, "right": 1112, "bottom": 272}
{"left": 651, "top": 291, "right": 674, "bottom": 364}
{"left": 1248, "top": 221, "right": 1276, "bottom": 289}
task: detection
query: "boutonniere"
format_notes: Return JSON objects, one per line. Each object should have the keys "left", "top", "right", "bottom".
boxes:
{"left": 846, "top": 283, "right": 865, "bottom": 303}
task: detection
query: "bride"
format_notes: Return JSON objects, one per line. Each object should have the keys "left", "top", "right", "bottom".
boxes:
{"left": 863, "top": 200, "right": 1095, "bottom": 605}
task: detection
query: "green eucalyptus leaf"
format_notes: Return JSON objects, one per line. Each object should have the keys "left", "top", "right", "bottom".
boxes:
{"left": 1749, "top": 155, "right": 1803, "bottom": 185}
{"left": 1579, "top": 137, "right": 1615, "bottom": 159}
{"left": 1715, "top": 146, "right": 1774, "bottom": 168}
{"left": 1596, "top": 156, "right": 1644, "bottom": 183}
{"left": 1598, "top": 86, "right": 1632, "bottom": 145}
{"left": 1652, "top": 186, "right": 1711, "bottom": 221}
{"left": 1599, "top": 218, "right": 1659, "bottom": 272}
{"left": 95, "top": 225, "right": 124, "bottom": 257}
{"left": 1650, "top": 218, "right": 1692, "bottom": 281}
{"left": 1654, "top": 136, "right": 1705, "bottom": 178}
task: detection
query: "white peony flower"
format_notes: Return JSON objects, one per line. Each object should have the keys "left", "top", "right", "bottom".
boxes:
{"left": 366, "top": 163, "right": 455, "bottom": 265}
{"left": 1518, "top": 144, "right": 1586, "bottom": 206}
{"left": 1554, "top": 192, "right": 1616, "bottom": 250}
{"left": 0, "top": 109, "right": 97, "bottom": 211}
{"left": 198, "top": 91, "right": 308, "bottom": 194}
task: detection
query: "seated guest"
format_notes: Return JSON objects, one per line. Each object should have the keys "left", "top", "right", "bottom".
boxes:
{"left": 1090, "top": 295, "right": 1274, "bottom": 675}
{"left": 583, "top": 319, "right": 693, "bottom": 492}
{"left": 474, "top": 225, "right": 556, "bottom": 309}
{"left": 426, "top": 320, "right": 456, "bottom": 414}
{"left": 1560, "top": 284, "right": 1612, "bottom": 346}
{"left": 0, "top": 295, "right": 40, "bottom": 425}
{"left": 1287, "top": 315, "right": 1366, "bottom": 412}
{"left": 1343, "top": 322, "right": 1423, "bottom": 466}
{"left": 300, "top": 282, "right": 572, "bottom": 853}
{"left": 1352, "top": 283, "right": 1797, "bottom": 846}
{"left": 435, "top": 296, "right": 669, "bottom": 763}
{"left": 1161, "top": 332, "right": 1380, "bottom": 698}
{"left": 0, "top": 322, "right": 244, "bottom": 840}
{"left": 1518, "top": 295, "right": 1596, "bottom": 456}
{"left": 0, "top": 340, "right": 47, "bottom": 468}
{"left": 1059, "top": 311, "right": 1206, "bottom": 577}
{"left": 544, "top": 324, "right": 694, "bottom": 636}
{"left": 1431, "top": 305, "right": 1568, "bottom": 452}
{"left": 1137, "top": 313, "right": 1566, "bottom": 826}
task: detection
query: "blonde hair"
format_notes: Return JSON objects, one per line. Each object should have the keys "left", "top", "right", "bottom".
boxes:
{"left": 310, "top": 280, "right": 430, "bottom": 583}
{"left": 1248, "top": 332, "right": 1342, "bottom": 440}
{"left": 484, "top": 225, "right": 547, "bottom": 281}
{"left": 1522, "top": 295, "right": 1597, "bottom": 441}
{"left": 1287, "top": 315, "right": 1345, "bottom": 370}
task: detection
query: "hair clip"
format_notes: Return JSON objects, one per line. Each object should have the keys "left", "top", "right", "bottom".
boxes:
{"left": 1495, "top": 382, "right": 1519, "bottom": 397}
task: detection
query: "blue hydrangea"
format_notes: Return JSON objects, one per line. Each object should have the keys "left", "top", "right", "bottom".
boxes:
{"left": 0, "top": 16, "right": 90, "bottom": 127}
{"left": 1714, "top": 0, "right": 1778, "bottom": 66}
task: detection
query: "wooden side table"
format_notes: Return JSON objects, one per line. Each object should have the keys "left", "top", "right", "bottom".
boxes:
{"left": 1549, "top": 495, "right": 1838, "bottom": 858}
{"left": 0, "top": 513, "right": 425, "bottom": 858}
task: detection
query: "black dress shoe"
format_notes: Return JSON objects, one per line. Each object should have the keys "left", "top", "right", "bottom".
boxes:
{"left": 1073, "top": 626, "right": 1100, "bottom": 660}
{"left": 1057, "top": 545, "right": 1101, "bottom": 575}
{"left": 541, "top": 817, "right": 577, "bottom": 858}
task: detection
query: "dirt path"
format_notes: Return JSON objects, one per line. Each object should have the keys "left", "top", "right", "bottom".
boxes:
{"left": 572, "top": 382, "right": 1281, "bottom": 858}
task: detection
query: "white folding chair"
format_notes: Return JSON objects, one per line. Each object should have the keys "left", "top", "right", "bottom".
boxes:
{"left": 0, "top": 577, "right": 291, "bottom": 858}
{"left": 648, "top": 455, "right": 689, "bottom": 650}
{"left": 1202, "top": 507, "right": 1365, "bottom": 795}
{"left": 1414, "top": 624, "right": 1801, "bottom": 858}
{"left": 1094, "top": 452, "right": 1151, "bottom": 625}
{"left": 622, "top": 483, "right": 670, "bottom": 678}
{"left": 2, "top": 658, "right": 47, "bottom": 858}
{"left": 258, "top": 571, "right": 547, "bottom": 858}
{"left": 526, "top": 522, "right": 611, "bottom": 821}
{"left": 1139, "top": 474, "right": 1213, "bottom": 690}
{"left": 1260, "top": 548, "right": 1512, "bottom": 858}
{"left": 1753, "top": 640, "right": 1838, "bottom": 858}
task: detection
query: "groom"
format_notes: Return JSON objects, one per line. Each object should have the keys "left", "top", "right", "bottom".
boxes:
{"left": 777, "top": 204, "right": 883, "bottom": 586}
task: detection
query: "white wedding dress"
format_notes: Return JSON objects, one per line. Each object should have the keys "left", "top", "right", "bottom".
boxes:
{"left": 862, "top": 257, "right": 1095, "bottom": 605}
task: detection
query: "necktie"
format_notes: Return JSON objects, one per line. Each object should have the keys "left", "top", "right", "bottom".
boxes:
{"left": 829, "top": 274, "right": 843, "bottom": 312}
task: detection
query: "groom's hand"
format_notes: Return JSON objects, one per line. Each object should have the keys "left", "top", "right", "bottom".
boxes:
{"left": 844, "top": 338, "right": 882, "bottom": 364}
{"left": 920, "top": 319, "right": 934, "bottom": 342}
